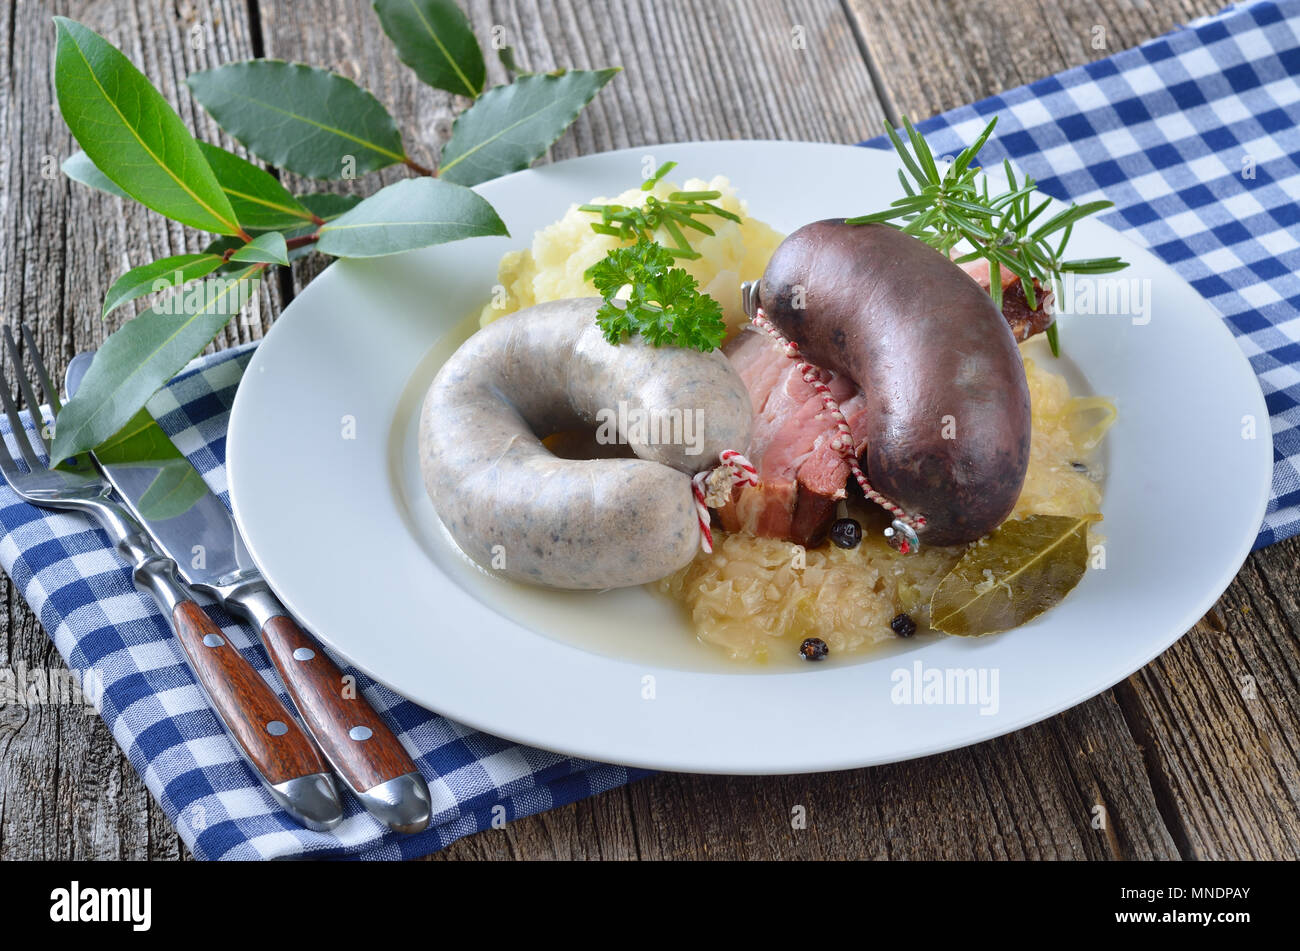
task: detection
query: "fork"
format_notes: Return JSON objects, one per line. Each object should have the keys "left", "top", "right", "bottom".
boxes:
{"left": 0, "top": 326, "right": 344, "bottom": 831}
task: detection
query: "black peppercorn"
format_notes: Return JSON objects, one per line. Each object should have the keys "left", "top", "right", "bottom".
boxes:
{"left": 890, "top": 613, "right": 917, "bottom": 638}
{"left": 799, "top": 637, "right": 829, "bottom": 661}
{"left": 830, "top": 517, "right": 863, "bottom": 549}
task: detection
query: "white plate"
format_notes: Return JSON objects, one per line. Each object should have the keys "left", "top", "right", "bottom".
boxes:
{"left": 227, "top": 141, "right": 1272, "bottom": 774}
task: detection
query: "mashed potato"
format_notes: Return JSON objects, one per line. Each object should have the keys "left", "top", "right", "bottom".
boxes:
{"left": 479, "top": 176, "right": 1112, "bottom": 662}
{"left": 479, "top": 175, "right": 783, "bottom": 337}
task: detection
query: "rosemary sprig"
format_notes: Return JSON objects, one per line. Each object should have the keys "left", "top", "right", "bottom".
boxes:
{"left": 847, "top": 116, "right": 1128, "bottom": 355}
{"left": 578, "top": 160, "right": 740, "bottom": 260}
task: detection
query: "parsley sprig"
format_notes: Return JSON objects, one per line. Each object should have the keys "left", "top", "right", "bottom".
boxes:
{"left": 578, "top": 161, "right": 741, "bottom": 260}
{"left": 847, "top": 116, "right": 1128, "bottom": 355}
{"left": 585, "top": 237, "right": 726, "bottom": 352}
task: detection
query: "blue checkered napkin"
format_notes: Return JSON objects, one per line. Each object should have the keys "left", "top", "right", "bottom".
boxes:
{"left": 863, "top": 0, "right": 1300, "bottom": 549}
{"left": 0, "top": 344, "right": 647, "bottom": 860}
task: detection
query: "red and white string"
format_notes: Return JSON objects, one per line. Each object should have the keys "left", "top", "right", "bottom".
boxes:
{"left": 692, "top": 450, "right": 757, "bottom": 553}
{"left": 693, "top": 307, "right": 927, "bottom": 553}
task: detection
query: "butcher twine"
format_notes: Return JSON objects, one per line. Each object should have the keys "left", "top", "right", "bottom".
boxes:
{"left": 692, "top": 450, "right": 758, "bottom": 553}
{"left": 693, "top": 308, "right": 928, "bottom": 554}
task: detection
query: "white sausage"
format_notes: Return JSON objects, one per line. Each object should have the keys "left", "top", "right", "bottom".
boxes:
{"left": 419, "top": 298, "right": 752, "bottom": 588}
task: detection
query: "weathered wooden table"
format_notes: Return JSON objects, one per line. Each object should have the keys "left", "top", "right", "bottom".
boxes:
{"left": 2, "top": 0, "right": 1296, "bottom": 860}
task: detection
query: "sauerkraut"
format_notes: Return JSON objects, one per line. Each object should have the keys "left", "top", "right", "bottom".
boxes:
{"left": 657, "top": 355, "right": 1115, "bottom": 661}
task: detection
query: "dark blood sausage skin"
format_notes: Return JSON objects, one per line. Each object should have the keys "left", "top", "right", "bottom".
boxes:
{"left": 757, "top": 220, "right": 1032, "bottom": 547}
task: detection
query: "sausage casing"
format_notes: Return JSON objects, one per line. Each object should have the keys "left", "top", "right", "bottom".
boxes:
{"left": 420, "top": 298, "right": 753, "bottom": 588}
{"left": 757, "top": 220, "right": 1031, "bottom": 545}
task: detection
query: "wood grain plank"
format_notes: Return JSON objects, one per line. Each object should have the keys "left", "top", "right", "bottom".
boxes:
{"left": 844, "top": 0, "right": 1229, "bottom": 121}
{"left": 428, "top": 690, "right": 1177, "bottom": 860}
{"left": 633, "top": 694, "right": 1178, "bottom": 859}
{"left": 0, "top": 0, "right": 266, "bottom": 860}
{"left": 1116, "top": 538, "right": 1300, "bottom": 859}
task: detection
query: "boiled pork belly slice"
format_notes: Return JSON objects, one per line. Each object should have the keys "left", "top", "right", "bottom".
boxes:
{"left": 717, "top": 328, "right": 870, "bottom": 547}
{"left": 956, "top": 258, "right": 1055, "bottom": 342}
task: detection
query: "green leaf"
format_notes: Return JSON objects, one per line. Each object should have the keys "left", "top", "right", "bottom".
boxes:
{"left": 136, "top": 459, "right": 211, "bottom": 520}
{"left": 1032, "top": 201, "right": 1114, "bottom": 240}
{"left": 205, "top": 235, "right": 311, "bottom": 271}
{"left": 196, "top": 142, "right": 315, "bottom": 231}
{"left": 229, "top": 231, "right": 289, "bottom": 265}
{"left": 439, "top": 68, "right": 619, "bottom": 186}
{"left": 314, "top": 177, "right": 506, "bottom": 257}
{"left": 52, "top": 18, "right": 241, "bottom": 235}
{"left": 1058, "top": 257, "right": 1128, "bottom": 274}
{"left": 62, "top": 151, "right": 130, "bottom": 200}
{"left": 207, "top": 195, "right": 360, "bottom": 270}
{"left": 498, "top": 46, "right": 522, "bottom": 78}
{"left": 1045, "top": 321, "right": 1061, "bottom": 357}
{"left": 903, "top": 117, "right": 939, "bottom": 185}
{"left": 102, "top": 253, "right": 225, "bottom": 317}
{"left": 929, "top": 514, "right": 1100, "bottom": 636}
{"left": 296, "top": 192, "right": 364, "bottom": 220}
{"left": 93, "top": 406, "right": 185, "bottom": 464}
{"left": 50, "top": 265, "right": 262, "bottom": 465}
{"left": 91, "top": 409, "right": 208, "bottom": 520}
{"left": 187, "top": 60, "right": 407, "bottom": 180}
{"left": 844, "top": 210, "right": 900, "bottom": 226}
{"left": 885, "top": 122, "right": 927, "bottom": 190}
{"left": 372, "top": 0, "right": 485, "bottom": 97}
{"left": 953, "top": 117, "right": 996, "bottom": 175}
{"left": 204, "top": 236, "right": 245, "bottom": 272}
{"left": 587, "top": 237, "right": 725, "bottom": 352}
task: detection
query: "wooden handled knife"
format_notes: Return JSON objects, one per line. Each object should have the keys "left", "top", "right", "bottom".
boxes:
{"left": 67, "top": 352, "right": 431, "bottom": 834}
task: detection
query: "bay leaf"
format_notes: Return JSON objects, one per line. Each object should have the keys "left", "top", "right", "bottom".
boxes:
{"left": 94, "top": 407, "right": 186, "bottom": 465}
{"left": 314, "top": 176, "right": 506, "bottom": 257}
{"left": 53, "top": 18, "right": 241, "bottom": 235}
{"left": 62, "top": 151, "right": 130, "bottom": 200}
{"left": 205, "top": 234, "right": 314, "bottom": 272}
{"left": 197, "top": 142, "right": 315, "bottom": 231}
{"left": 498, "top": 46, "right": 523, "bottom": 78}
{"left": 228, "top": 231, "right": 289, "bottom": 266}
{"left": 187, "top": 61, "right": 407, "bottom": 180}
{"left": 438, "top": 69, "right": 620, "bottom": 186}
{"left": 929, "top": 513, "right": 1101, "bottom": 637}
{"left": 205, "top": 196, "right": 357, "bottom": 268}
{"left": 373, "top": 0, "right": 485, "bottom": 98}
{"left": 93, "top": 416, "right": 207, "bottom": 521}
{"left": 50, "top": 265, "right": 262, "bottom": 465}
{"left": 102, "top": 253, "right": 225, "bottom": 317}
{"left": 135, "top": 459, "right": 211, "bottom": 521}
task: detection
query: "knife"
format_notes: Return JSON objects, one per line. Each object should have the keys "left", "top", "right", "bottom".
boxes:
{"left": 68, "top": 352, "right": 432, "bottom": 834}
